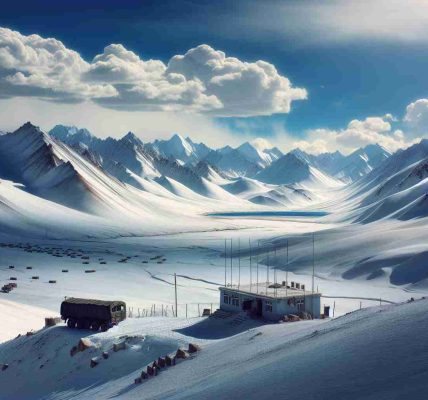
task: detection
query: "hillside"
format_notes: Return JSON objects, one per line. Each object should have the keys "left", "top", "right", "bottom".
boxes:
{"left": 0, "top": 299, "right": 426, "bottom": 399}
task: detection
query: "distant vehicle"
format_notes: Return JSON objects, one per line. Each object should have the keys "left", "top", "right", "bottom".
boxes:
{"left": 60, "top": 297, "right": 126, "bottom": 331}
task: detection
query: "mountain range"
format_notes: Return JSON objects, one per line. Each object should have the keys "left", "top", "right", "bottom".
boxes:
{"left": 0, "top": 122, "right": 427, "bottom": 238}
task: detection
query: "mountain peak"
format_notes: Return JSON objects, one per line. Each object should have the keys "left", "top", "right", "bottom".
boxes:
{"left": 122, "top": 131, "right": 141, "bottom": 143}
{"left": 19, "top": 121, "right": 41, "bottom": 131}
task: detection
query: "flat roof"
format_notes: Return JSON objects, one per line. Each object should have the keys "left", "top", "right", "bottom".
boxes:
{"left": 220, "top": 283, "right": 321, "bottom": 300}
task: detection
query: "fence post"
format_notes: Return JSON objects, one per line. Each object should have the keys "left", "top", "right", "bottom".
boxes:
{"left": 333, "top": 301, "right": 336, "bottom": 318}
{"left": 186, "top": 304, "right": 188, "bottom": 318}
{"left": 198, "top": 304, "right": 200, "bottom": 317}
{"left": 210, "top": 303, "right": 213, "bottom": 314}
{"left": 359, "top": 301, "right": 362, "bottom": 310}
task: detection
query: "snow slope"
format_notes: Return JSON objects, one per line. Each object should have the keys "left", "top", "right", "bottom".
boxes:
{"left": 1, "top": 299, "right": 427, "bottom": 400}
{"left": 256, "top": 153, "right": 343, "bottom": 189}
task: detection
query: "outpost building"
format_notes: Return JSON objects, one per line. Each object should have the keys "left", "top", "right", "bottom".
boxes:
{"left": 219, "top": 281, "right": 321, "bottom": 320}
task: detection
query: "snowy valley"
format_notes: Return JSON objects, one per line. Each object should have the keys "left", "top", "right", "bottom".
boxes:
{"left": 1, "top": 122, "right": 428, "bottom": 399}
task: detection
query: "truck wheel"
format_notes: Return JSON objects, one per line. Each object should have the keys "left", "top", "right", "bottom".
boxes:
{"left": 76, "top": 319, "right": 85, "bottom": 329}
{"left": 90, "top": 321, "right": 100, "bottom": 331}
{"left": 67, "top": 318, "right": 76, "bottom": 328}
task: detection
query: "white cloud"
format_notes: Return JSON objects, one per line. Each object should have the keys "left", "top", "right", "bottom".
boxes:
{"left": 0, "top": 27, "right": 306, "bottom": 116}
{"left": 166, "top": 45, "right": 307, "bottom": 116}
{"left": 404, "top": 98, "right": 428, "bottom": 136}
{"left": 0, "top": 27, "right": 117, "bottom": 101}
{"left": 296, "top": 116, "right": 416, "bottom": 155}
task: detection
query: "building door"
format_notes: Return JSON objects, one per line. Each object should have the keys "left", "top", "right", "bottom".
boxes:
{"left": 256, "top": 299, "right": 263, "bottom": 317}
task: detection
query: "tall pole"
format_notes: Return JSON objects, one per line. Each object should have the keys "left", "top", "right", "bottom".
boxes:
{"left": 238, "top": 238, "right": 241, "bottom": 290}
{"left": 249, "top": 238, "right": 252, "bottom": 292}
{"left": 256, "top": 240, "right": 259, "bottom": 294}
{"left": 230, "top": 239, "right": 233, "bottom": 287}
{"left": 312, "top": 232, "right": 315, "bottom": 317}
{"left": 312, "top": 232, "right": 315, "bottom": 295}
{"left": 224, "top": 239, "right": 227, "bottom": 287}
{"left": 266, "top": 251, "right": 269, "bottom": 294}
{"left": 274, "top": 246, "right": 277, "bottom": 298}
{"left": 174, "top": 273, "right": 178, "bottom": 318}
{"left": 286, "top": 239, "right": 289, "bottom": 296}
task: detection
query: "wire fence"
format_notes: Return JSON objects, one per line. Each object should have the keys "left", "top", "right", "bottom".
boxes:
{"left": 127, "top": 302, "right": 219, "bottom": 318}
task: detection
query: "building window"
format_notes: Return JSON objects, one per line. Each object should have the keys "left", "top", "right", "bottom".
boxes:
{"left": 265, "top": 301, "right": 273, "bottom": 312}
{"left": 231, "top": 296, "right": 240, "bottom": 307}
{"left": 223, "top": 292, "right": 231, "bottom": 305}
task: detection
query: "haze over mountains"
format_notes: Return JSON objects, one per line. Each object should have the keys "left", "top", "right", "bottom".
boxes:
{"left": 0, "top": 122, "right": 427, "bottom": 239}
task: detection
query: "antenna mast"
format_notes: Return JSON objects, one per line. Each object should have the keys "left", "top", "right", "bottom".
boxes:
{"left": 249, "top": 238, "right": 252, "bottom": 292}
{"left": 224, "top": 239, "right": 227, "bottom": 287}
{"left": 238, "top": 238, "right": 241, "bottom": 290}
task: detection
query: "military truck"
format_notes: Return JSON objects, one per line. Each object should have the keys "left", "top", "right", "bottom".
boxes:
{"left": 60, "top": 297, "right": 126, "bottom": 331}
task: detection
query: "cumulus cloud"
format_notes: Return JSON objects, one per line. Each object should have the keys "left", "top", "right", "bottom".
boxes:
{"left": 403, "top": 98, "right": 428, "bottom": 136}
{"left": 297, "top": 116, "right": 415, "bottom": 155}
{"left": 0, "top": 27, "right": 117, "bottom": 101}
{"left": 0, "top": 27, "right": 306, "bottom": 116}
{"left": 166, "top": 45, "right": 307, "bottom": 116}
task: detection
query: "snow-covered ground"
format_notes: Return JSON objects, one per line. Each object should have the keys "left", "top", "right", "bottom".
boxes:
{"left": 1, "top": 298, "right": 427, "bottom": 400}
{"left": 1, "top": 123, "right": 428, "bottom": 398}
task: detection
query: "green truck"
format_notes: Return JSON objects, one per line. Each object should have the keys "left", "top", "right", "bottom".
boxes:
{"left": 61, "top": 297, "right": 126, "bottom": 331}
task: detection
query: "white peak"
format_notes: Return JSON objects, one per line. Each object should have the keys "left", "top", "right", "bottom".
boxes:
{"left": 249, "top": 137, "right": 273, "bottom": 151}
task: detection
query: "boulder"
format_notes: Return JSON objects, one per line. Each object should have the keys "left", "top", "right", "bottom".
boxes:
{"left": 78, "top": 338, "right": 94, "bottom": 352}
{"left": 147, "top": 365, "right": 155, "bottom": 376}
{"left": 165, "top": 355, "right": 173, "bottom": 366}
{"left": 157, "top": 357, "right": 166, "bottom": 368}
{"left": 175, "top": 349, "right": 188, "bottom": 359}
{"left": 287, "top": 314, "right": 300, "bottom": 322}
{"left": 1, "top": 364, "right": 8, "bottom": 371}
{"left": 102, "top": 351, "right": 109, "bottom": 359}
{"left": 134, "top": 377, "right": 142, "bottom": 384}
{"left": 113, "top": 340, "right": 126, "bottom": 352}
{"left": 188, "top": 343, "right": 201, "bottom": 354}
{"left": 140, "top": 371, "right": 148, "bottom": 380}
{"left": 90, "top": 357, "right": 100, "bottom": 368}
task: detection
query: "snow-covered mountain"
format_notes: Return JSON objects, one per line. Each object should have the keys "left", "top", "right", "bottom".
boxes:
{"left": 148, "top": 134, "right": 211, "bottom": 165}
{"left": 236, "top": 140, "right": 283, "bottom": 168}
{"left": 290, "top": 145, "right": 390, "bottom": 183}
{"left": 0, "top": 122, "right": 97, "bottom": 212}
{"left": 8, "top": 121, "right": 425, "bottom": 237}
{"left": 203, "top": 146, "right": 261, "bottom": 178}
{"left": 334, "top": 144, "right": 391, "bottom": 183}
{"left": 49, "top": 125, "right": 96, "bottom": 152}
{"left": 255, "top": 152, "right": 342, "bottom": 189}
{"left": 340, "top": 139, "right": 428, "bottom": 222}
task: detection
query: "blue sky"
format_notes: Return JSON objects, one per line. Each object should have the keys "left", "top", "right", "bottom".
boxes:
{"left": 1, "top": 0, "right": 428, "bottom": 153}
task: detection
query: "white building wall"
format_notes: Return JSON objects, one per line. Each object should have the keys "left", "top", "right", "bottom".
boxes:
{"left": 219, "top": 288, "right": 321, "bottom": 320}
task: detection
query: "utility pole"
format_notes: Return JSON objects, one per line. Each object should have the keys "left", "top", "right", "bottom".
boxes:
{"left": 286, "top": 239, "right": 289, "bottom": 296}
{"left": 238, "top": 238, "right": 241, "bottom": 290}
{"left": 312, "top": 232, "right": 315, "bottom": 317}
{"left": 230, "top": 239, "right": 233, "bottom": 287}
{"left": 174, "top": 273, "right": 178, "bottom": 317}
{"left": 224, "top": 239, "right": 227, "bottom": 287}
{"left": 274, "top": 246, "right": 277, "bottom": 298}
{"left": 312, "top": 232, "right": 315, "bottom": 296}
{"left": 249, "top": 238, "right": 252, "bottom": 292}
{"left": 256, "top": 240, "right": 259, "bottom": 294}
{"left": 266, "top": 251, "right": 269, "bottom": 294}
